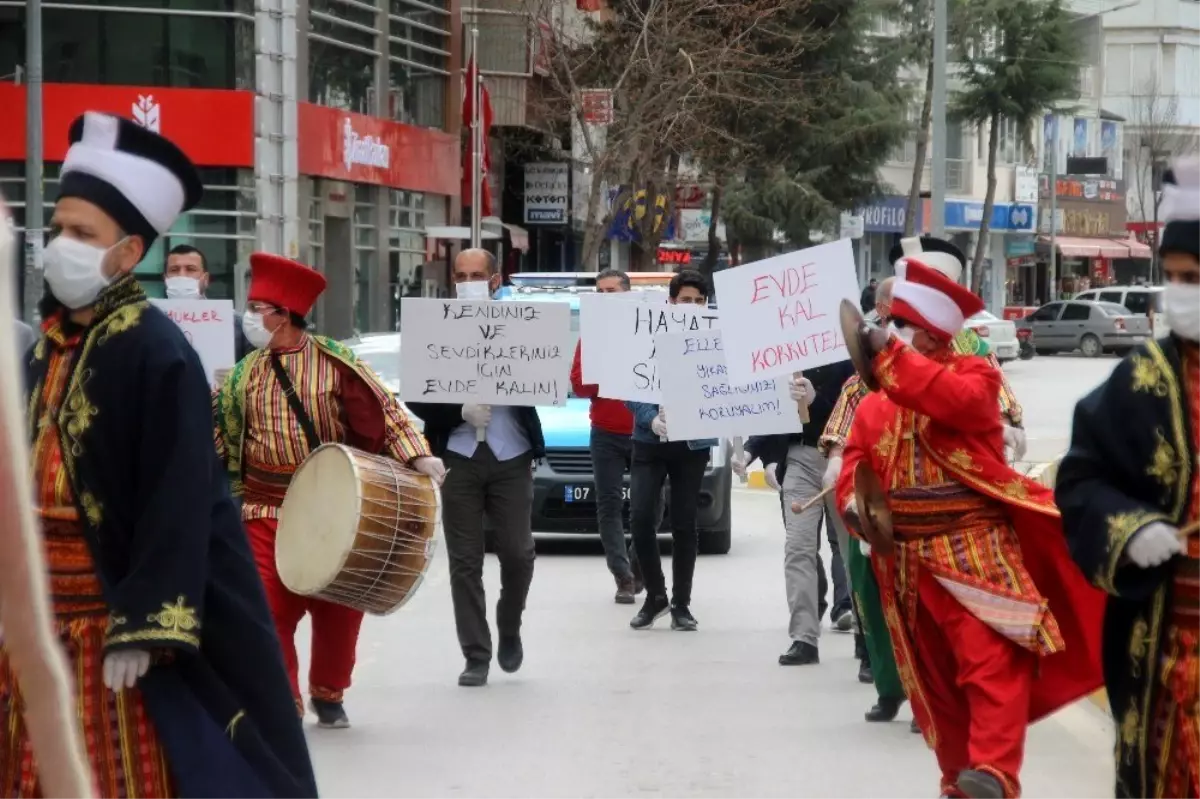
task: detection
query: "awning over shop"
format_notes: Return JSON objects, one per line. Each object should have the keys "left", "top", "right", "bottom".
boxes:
{"left": 1038, "top": 235, "right": 1137, "bottom": 259}
{"left": 1111, "top": 236, "right": 1152, "bottom": 259}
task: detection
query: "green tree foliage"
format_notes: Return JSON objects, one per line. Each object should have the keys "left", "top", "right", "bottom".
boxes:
{"left": 713, "top": 0, "right": 911, "bottom": 263}
{"left": 952, "top": 0, "right": 1081, "bottom": 292}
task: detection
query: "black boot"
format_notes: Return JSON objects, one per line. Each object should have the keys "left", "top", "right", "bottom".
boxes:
{"left": 853, "top": 632, "right": 868, "bottom": 661}
{"left": 957, "top": 769, "right": 1004, "bottom": 799}
{"left": 864, "top": 696, "right": 905, "bottom": 722}
{"left": 858, "top": 659, "right": 874, "bottom": 684}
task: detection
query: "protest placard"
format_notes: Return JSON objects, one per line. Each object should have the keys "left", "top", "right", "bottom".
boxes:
{"left": 577, "top": 290, "right": 665, "bottom": 385}
{"left": 399, "top": 298, "right": 572, "bottom": 406}
{"left": 655, "top": 330, "right": 800, "bottom": 441}
{"left": 712, "top": 238, "right": 858, "bottom": 385}
{"left": 151, "top": 299, "right": 236, "bottom": 389}
{"left": 590, "top": 303, "right": 719, "bottom": 402}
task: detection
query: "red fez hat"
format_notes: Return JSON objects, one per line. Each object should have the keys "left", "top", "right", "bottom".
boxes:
{"left": 248, "top": 253, "right": 327, "bottom": 317}
{"left": 890, "top": 259, "right": 984, "bottom": 341}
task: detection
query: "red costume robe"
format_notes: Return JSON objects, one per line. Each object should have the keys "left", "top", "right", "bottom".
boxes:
{"left": 214, "top": 334, "right": 430, "bottom": 709}
{"left": 837, "top": 338, "right": 1105, "bottom": 798}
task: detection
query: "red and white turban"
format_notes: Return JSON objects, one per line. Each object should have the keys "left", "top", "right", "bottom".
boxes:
{"left": 890, "top": 259, "right": 985, "bottom": 341}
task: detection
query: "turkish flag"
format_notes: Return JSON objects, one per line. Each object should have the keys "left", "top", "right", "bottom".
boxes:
{"left": 462, "top": 55, "right": 494, "bottom": 217}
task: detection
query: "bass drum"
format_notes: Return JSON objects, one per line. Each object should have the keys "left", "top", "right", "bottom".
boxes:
{"left": 276, "top": 444, "right": 440, "bottom": 616}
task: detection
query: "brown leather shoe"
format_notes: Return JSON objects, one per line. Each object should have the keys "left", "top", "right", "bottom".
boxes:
{"left": 615, "top": 576, "right": 636, "bottom": 604}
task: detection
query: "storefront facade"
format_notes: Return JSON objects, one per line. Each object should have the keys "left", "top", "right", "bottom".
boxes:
{"left": 297, "top": 103, "right": 457, "bottom": 339}
{"left": 1, "top": 82, "right": 258, "bottom": 304}
{"left": 855, "top": 195, "right": 918, "bottom": 280}
{"left": 1036, "top": 175, "right": 1150, "bottom": 300}
{"left": 941, "top": 198, "right": 1037, "bottom": 313}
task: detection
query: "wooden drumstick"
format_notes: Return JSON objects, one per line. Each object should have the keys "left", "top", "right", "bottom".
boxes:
{"left": 793, "top": 371, "right": 810, "bottom": 424}
{"left": 790, "top": 486, "right": 833, "bottom": 514}
{"left": 1178, "top": 520, "right": 1200, "bottom": 541}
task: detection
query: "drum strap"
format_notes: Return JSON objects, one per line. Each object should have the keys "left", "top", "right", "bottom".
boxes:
{"left": 269, "top": 353, "right": 322, "bottom": 452}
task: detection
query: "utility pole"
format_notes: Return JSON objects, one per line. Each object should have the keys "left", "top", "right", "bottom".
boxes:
{"left": 23, "top": 0, "right": 43, "bottom": 323}
{"left": 930, "top": 0, "right": 947, "bottom": 239}
{"left": 1048, "top": 115, "right": 1059, "bottom": 301}
{"left": 469, "top": 24, "right": 482, "bottom": 250}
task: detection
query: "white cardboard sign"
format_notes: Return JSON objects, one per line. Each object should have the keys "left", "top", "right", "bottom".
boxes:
{"left": 592, "top": 303, "right": 719, "bottom": 402}
{"left": 399, "top": 298, "right": 573, "bottom": 406}
{"left": 712, "top": 238, "right": 858, "bottom": 385}
{"left": 151, "top": 299, "right": 236, "bottom": 389}
{"left": 577, "top": 290, "right": 665, "bottom": 385}
{"left": 655, "top": 330, "right": 801, "bottom": 441}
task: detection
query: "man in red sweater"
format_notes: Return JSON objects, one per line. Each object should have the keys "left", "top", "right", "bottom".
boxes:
{"left": 570, "top": 268, "right": 644, "bottom": 603}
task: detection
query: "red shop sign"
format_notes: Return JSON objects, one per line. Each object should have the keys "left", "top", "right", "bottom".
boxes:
{"left": 0, "top": 82, "right": 255, "bottom": 167}
{"left": 297, "top": 103, "right": 458, "bottom": 197}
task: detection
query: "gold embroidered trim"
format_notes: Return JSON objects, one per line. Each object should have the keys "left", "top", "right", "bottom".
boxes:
{"left": 946, "top": 449, "right": 979, "bottom": 472}
{"left": 105, "top": 614, "right": 128, "bottom": 635}
{"left": 1146, "top": 342, "right": 1191, "bottom": 522}
{"left": 1098, "top": 511, "right": 1168, "bottom": 594}
{"left": 80, "top": 491, "right": 103, "bottom": 527}
{"left": 106, "top": 628, "right": 201, "bottom": 648}
{"left": 1001, "top": 479, "right": 1030, "bottom": 501}
{"left": 874, "top": 423, "right": 899, "bottom": 460}
{"left": 1130, "top": 353, "right": 1170, "bottom": 397}
{"left": 226, "top": 710, "right": 246, "bottom": 739}
{"left": 147, "top": 596, "right": 201, "bottom": 637}
{"left": 1146, "top": 429, "right": 1179, "bottom": 491}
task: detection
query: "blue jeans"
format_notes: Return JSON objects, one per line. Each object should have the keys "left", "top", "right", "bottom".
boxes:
{"left": 589, "top": 427, "right": 639, "bottom": 579}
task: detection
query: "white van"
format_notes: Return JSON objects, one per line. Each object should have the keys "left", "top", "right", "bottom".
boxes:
{"left": 1073, "top": 285, "right": 1166, "bottom": 338}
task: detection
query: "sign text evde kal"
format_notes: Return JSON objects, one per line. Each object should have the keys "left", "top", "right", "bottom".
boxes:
{"left": 298, "top": 103, "right": 458, "bottom": 196}
{"left": 0, "top": 83, "right": 255, "bottom": 167}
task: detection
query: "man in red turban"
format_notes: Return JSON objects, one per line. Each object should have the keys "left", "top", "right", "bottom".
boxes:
{"left": 214, "top": 253, "right": 443, "bottom": 729}
{"left": 835, "top": 259, "right": 1106, "bottom": 798}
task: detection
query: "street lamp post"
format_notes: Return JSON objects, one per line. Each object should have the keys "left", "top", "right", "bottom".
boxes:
{"left": 23, "top": 0, "right": 43, "bottom": 323}
{"left": 930, "top": 0, "right": 948, "bottom": 238}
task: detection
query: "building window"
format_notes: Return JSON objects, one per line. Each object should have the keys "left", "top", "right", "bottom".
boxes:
{"left": 308, "top": 197, "right": 325, "bottom": 275}
{"left": 0, "top": 6, "right": 253, "bottom": 90}
{"left": 388, "top": 0, "right": 450, "bottom": 130}
{"left": 389, "top": 188, "right": 427, "bottom": 329}
{"left": 308, "top": 0, "right": 380, "bottom": 114}
{"left": 353, "top": 185, "right": 377, "bottom": 333}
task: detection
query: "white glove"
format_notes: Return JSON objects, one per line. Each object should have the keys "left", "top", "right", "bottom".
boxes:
{"left": 1003, "top": 425, "right": 1027, "bottom": 463}
{"left": 651, "top": 411, "right": 668, "bottom": 439}
{"left": 412, "top": 456, "right": 447, "bottom": 486}
{"left": 1124, "top": 522, "right": 1183, "bottom": 568}
{"left": 103, "top": 650, "right": 151, "bottom": 691}
{"left": 789, "top": 376, "right": 816, "bottom": 407}
{"left": 822, "top": 456, "right": 843, "bottom": 491}
{"left": 860, "top": 540, "right": 872, "bottom": 557}
{"left": 461, "top": 404, "right": 492, "bottom": 429}
{"left": 764, "top": 464, "right": 781, "bottom": 492}
{"left": 731, "top": 451, "right": 749, "bottom": 478}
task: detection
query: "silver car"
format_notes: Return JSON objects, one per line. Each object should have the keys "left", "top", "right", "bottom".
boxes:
{"left": 1016, "top": 300, "right": 1152, "bottom": 357}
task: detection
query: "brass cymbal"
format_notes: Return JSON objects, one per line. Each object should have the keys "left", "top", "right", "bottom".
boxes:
{"left": 854, "top": 461, "right": 894, "bottom": 556}
{"left": 840, "top": 299, "right": 880, "bottom": 392}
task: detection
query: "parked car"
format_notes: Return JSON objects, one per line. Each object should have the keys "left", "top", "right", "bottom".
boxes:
{"left": 345, "top": 332, "right": 423, "bottom": 433}
{"left": 1073, "top": 285, "right": 1166, "bottom": 338}
{"left": 1015, "top": 300, "right": 1152, "bottom": 357}
{"left": 965, "top": 311, "right": 1019, "bottom": 362}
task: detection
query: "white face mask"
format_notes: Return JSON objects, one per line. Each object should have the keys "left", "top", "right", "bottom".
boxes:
{"left": 455, "top": 280, "right": 492, "bottom": 300}
{"left": 43, "top": 235, "right": 121, "bottom": 310}
{"left": 242, "top": 311, "right": 276, "bottom": 349}
{"left": 1164, "top": 282, "right": 1200, "bottom": 342}
{"left": 164, "top": 276, "right": 203, "bottom": 299}
{"left": 888, "top": 322, "right": 917, "bottom": 346}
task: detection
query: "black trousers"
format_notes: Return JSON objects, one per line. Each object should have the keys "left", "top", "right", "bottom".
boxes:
{"left": 629, "top": 440, "right": 709, "bottom": 607}
{"left": 442, "top": 445, "right": 535, "bottom": 664}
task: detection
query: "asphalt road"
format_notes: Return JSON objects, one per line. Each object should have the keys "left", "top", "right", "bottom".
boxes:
{"left": 1000, "top": 351, "right": 1122, "bottom": 467}
{"left": 299, "top": 348, "right": 1122, "bottom": 799}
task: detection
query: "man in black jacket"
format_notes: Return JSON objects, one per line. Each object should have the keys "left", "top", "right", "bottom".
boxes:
{"left": 744, "top": 359, "right": 855, "bottom": 666}
{"left": 407, "top": 248, "right": 545, "bottom": 689}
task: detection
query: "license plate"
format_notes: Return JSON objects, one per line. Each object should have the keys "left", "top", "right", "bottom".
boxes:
{"left": 563, "top": 485, "right": 631, "bottom": 502}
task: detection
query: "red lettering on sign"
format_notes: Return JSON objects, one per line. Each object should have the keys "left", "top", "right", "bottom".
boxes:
{"left": 748, "top": 263, "right": 819, "bottom": 304}
{"left": 748, "top": 329, "right": 846, "bottom": 373}
{"left": 166, "top": 309, "right": 224, "bottom": 324}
